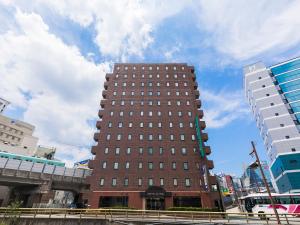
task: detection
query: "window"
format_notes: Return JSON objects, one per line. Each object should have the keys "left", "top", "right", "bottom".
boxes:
{"left": 157, "top": 82, "right": 160, "bottom": 87}
{"left": 167, "top": 91, "right": 171, "bottom": 96}
{"left": 129, "top": 111, "right": 133, "bottom": 116}
{"left": 139, "top": 134, "right": 144, "bottom": 140}
{"left": 139, "top": 147, "right": 143, "bottom": 154}
{"left": 148, "top": 162, "right": 153, "bottom": 170}
{"left": 189, "top": 122, "right": 193, "bottom": 128}
{"left": 188, "top": 111, "right": 192, "bottom": 117}
{"left": 104, "top": 147, "right": 109, "bottom": 154}
{"left": 292, "top": 148, "right": 296, "bottom": 152}
{"left": 183, "top": 162, "right": 189, "bottom": 170}
{"left": 148, "top": 134, "right": 153, "bottom": 141}
{"left": 157, "top": 91, "right": 161, "bottom": 96}
{"left": 158, "top": 134, "right": 162, "bottom": 140}
{"left": 130, "top": 101, "right": 134, "bottom": 106}
{"left": 157, "top": 101, "right": 161, "bottom": 106}
{"left": 149, "top": 122, "right": 153, "bottom": 128}
{"left": 149, "top": 111, "right": 153, "bottom": 116}
{"left": 126, "top": 148, "right": 131, "bottom": 154}
{"left": 166, "top": 82, "right": 170, "bottom": 87}
{"left": 133, "top": 66, "right": 136, "bottom": 70}
{"left": 115, "top": 148, "right": 120, "bottom": 155}
{"left": 148, "top": 82, "right": 153, "bottom": 87}
{"left": 111, "top": 100, "right": 115, "bottom": 106}
{"left": 181, "top": 148, "right": 187, "bottom": 155}
{"left": 175, "top": 82, "right": 179, "bottom": 87}
{"left": 106, "top": 134, "right": 111, "bottom": 140}
{"left": 141, "top": 111, "right": 144, "bottom": 116}
{"left": 185, "top": 178, "right": 191, "bottom": 187}
{"left": 178, "top": 111, "right": 182, "bottom": 117}
{"left": 157, "top": 111, "right": 161, "bottom": 116}
{"left": 125, "top": 66, "right": 128, "bottom": 70}
{"left": 275, "top": 113, "right": 279, "bottom": 116}
{"left": 140, "top": 122, "right": 144, "bottom": 128}
{"left": 180, "top": 134, "right": 185, "bottom": 141}
{"left": 177, "top": 101, "right": 181, "bottom": 106}
{"left": 113, "top": 163, "right": 119, "bottom": 170}
{"left": 149, "top": 74, "right": 153, "bottom": 79}
{"left": 102, "top": 161, "right": 107, "bottom": 169}
{"left": 158, "top": 122, "right": 162, "bottom": 128}
{"left": 122, "top": 82, "right": 126, "bottom": 87}
{"left": 108, "top": 122, "right": 112, "bottom": 128}
{"left": 114, "top": 82, "right": 118, "bottom": 87}
{"left": 172, "top": 162, "right": 176, "bottom": 169}
{"left": 173, "top": 178, "right": 178, "bottom": 186}
{"left": 184, "top": 82, "right": 187, "bottom": 87}
{"left": 100, "top": 178, "right": 104, "bottom": 186}
{"left": 113, "top": 91, "right": 117, "bottom": 96}
{"left": 138, "top": 162, "right": 143, "bottom": 169}
{"left": 117, "top": 134, "right": 122, "bottom": 140}
{"left": 160, "top": 178, "right": 164, "bottom": 186}
{"left": 119, "top": 111, "right": 124, "bottom": 116}
{"left": 168, "top": 101, "right": 171, "bottom": 106}
{"left": 280, "top": 124, "right": 284, "bottom": 127}
{"left": 131, "top": 91, "right": 134, "bottom": 96}
{"left": 192, "top": 135, "right": 196, "bottom": 141}
{"left": 159, "top": 162, "right": 164, "bottom": 169}
{"left": 286, "top": 136, "right": 290, "bottom": 139}
{"left": 148, "top": 91, "right": 153, "bottom": 96}
{"left": 141, "top": 91, "right": 144, "bottom": 96}
{"left": 148, "top": 147, "right": 153, "bottom": 155}
{"left": 128, "top": 122, "right": 133, "bottom": 128}
{"left": 169, "top": 122, "right": 173, "bottom": 128}
{"left": 171, "top": 147, "right": 175, "bottom": 155}
{"left": 174, "top": 74, "right": 178, "bottom": 78}
{"left": 173, "top": 66, "right": 177, "bottom": 70}
{"left": 138, "top": 178, "right": 142, "bottom": 186}
{"left": 159, "top": 147, "right": 163, "bottom": 155}
{"left": 148, "top": 100, "right": 153, "bottom": 105}
{"left": 170, "top": 134, "right": 174, "bottom": 141}
{"left": 185, "top": 91, "right": 188, "bottom": 96}
{"left": 112, "top": 178, "right": 117, "bottom": 186}
{"left": 186, "top": 101, "right": 190, "bottom": 106}
{"left": 121, "top": 100, "right": 125, "bottom": 106}
{"left": 141, "top": 101, "right": 144, "bottom": 106}
{"left": 179, "top": 122, "right": 183, "bottom": 128}
{"left": 149, "top": 66, "right": 152, "bottom": 70}
{"left": 165, "top": 66, "right": 169, "bottom": 70}
{"left": 122, "top": 91, "right": 125, "bottom": 96}
{"left": 125, "top": 162, "right": 130, "bottom": 169}
{"left": 148, "top": 178, "right": 153, "bottom": 186}
{"left": 176, "top": 91, "right": 179, "bottom": 96}
{"left": 168, "top": 111, "right": 172, "bottom": 116}
{"left": 118, "top": 122, "right": 123, "bottom": 128}
{"left": 110, "top": 111, "right": 114, "bottom": 116}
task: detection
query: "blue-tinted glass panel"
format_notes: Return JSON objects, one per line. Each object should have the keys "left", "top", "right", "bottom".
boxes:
{"left": 296, "top": 114, "right": 300, "bottom": 121}
{"left": 271, "top": 153, "right": 300, "bottom": 179}
{"left": 271, "top": 59, "right": 300, "bottom": 75}
{"left": 280, "top": 80, "right": 300, "bottom": 93}
{"left": 275, "top": 69, "right": 300, "bottom": 84}
{"left": 284, "top": 90, "right": 300, "bottom": 102}
{"left": 276, "top": 172, "right": 300, "bottom": 193}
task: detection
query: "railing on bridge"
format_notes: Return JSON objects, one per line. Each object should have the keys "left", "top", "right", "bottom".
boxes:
{"left": 0, "top": 157, "right": 92, "bottom": 180}
{"left": 0, "top": 208, "right": 299, "bottom": 224}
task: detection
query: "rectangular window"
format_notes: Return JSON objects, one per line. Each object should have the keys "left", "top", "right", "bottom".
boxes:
{"left": 171, "top": 147, "right": 175, "bottom": 155}
{"left": 102, "top": 161, "right": 107, "bottom": 169}
{"left": 100, "top": 178, "right": 104, "bottom": 186}
{"left": 140, "top": 134, "right": 143, "bottom": 140}
{"left": 183, "top": 162, "right": 189, "bottom": 170}
{"left": 148, "top": 178, "right": 153, "bottom": 186}
{"left": 124, "top": 178, "right": 129, "bottom": 186}
{"left": 148, "top": 134, "right": 153, "bottom": 140}
{"left": 148, "top": 147, "right": 153, "bottom": 155}
{"left": 138, "top": 178, "right": 142, "bottom": 186}
{"left": 117, "top": 134, "right": 122, "bottom": 140}
{"left": 148, "top": 162, "right": 153, "bottom": 170}
{"left": 160, "top": 178, "right": 164, "bottom": 186}
{"left": 139, "top": 147, "right": 143, "bottom": 154}
{"left": 106, "top": 134, "right": 111, "bottom": 140}
{"left": 185, "top": 178, "right": 191, "bottom": 187}
{"left": 159, "top": 147, "right": 163, "bottom": 155}
{"left": 138, "top": 162, "right": 143, "bottom": 169}
{"left": 114, "top": 162, "right": 119, "bottom": 170}
{"left": 158, "top": 122, "right": 162, "bottom": 128}
{"left": 125, "top": 162, "right": 130, "bottom": 169}
{"left": 180, "top": 135, "right": 185, "bottom": 141}
{"left": 172, "top": 162, "right": 176, "bottom": 169}
{"left": 159, "top": 162, "right": 164, "bottom": 169}
{"left": 104, "top": 147, "right": 109, "bottom": 154}
{"left": 126, "top": 148, "right": 131, "bottom": 154}
{"left": 112, "top": 178, "right": 117, "bottom": 186}
{"left": 173, "top": 178, "right": 178, "bottom": 186}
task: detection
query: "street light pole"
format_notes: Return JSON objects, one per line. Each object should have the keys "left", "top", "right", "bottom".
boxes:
{"left": 250, "top": 141, "right": 281, "bottom": 224}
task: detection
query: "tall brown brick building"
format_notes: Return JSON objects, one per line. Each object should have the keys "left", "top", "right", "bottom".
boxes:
{"left": 87, "top": 63, "right": 221, "bottom": 210}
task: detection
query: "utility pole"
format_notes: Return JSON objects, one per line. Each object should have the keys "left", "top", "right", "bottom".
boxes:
{"left": 250, "top": 141, "right": 281, "bottom": 224}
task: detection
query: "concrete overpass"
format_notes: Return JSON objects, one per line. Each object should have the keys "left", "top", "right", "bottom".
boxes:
{"left": 0, "top": 157, "right": 91, "bottom": 207}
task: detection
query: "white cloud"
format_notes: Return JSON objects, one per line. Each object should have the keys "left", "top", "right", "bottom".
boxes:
{"left": 201, "top": 89, "right": 250, "bottom": 128}
{"left": 0, "top": 9, "right": 109, "bottom": 166}
{"left": 196, "top": 0, "right": 300, "bottom": 60}
{"left": 7, "top": 0, "right": 190, "bottom": 60}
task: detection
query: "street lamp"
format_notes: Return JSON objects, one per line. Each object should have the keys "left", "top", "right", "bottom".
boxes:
{"left": 249, "top": 141, "right": 281, "bottom": 224}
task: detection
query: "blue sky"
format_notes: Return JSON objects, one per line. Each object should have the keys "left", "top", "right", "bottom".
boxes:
{"left": 1, "top": 0, "right": 300, "bottom": 175}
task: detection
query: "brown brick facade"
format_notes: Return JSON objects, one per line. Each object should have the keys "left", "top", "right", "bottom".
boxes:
{"left": 87, "top": 63, "right": 221, "bottom": 209}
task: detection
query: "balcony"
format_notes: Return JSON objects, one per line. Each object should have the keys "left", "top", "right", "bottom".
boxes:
{"left": 91, "top": 146, "right": 97, "bottom": 155}
{"left": 204, "top": 146, "right": 211, "bottom": 155}
{"left": 104, "top": 81, "right": 108, "bottom": 90}
{"left": 196, "top": 99, "right": 201, "bottom": 108}
{"left": 102, "top": 90, "right": 108, "bottom": 99}
{"left": 100, "top": 100, "right": 106, "bottom": 108}
{"left": 96, "top": 121, "right": 101, "bottom": 130}
{"left": 197, "top": 110, "right": 204, "bottom": 119}
{"left": 194, "top": 90, "right": 200, "bottom": 98}
{"left": 98, "top": 110, "right": 104, "bottom": 119}
{"left": 207, "top": 160, "right": 214, "bottom": 170}
{"left": 194, "top": 81, "right": 198, "bottom": 90}
{"left": 199, "top": 121, "right": 206, "bottom": 129}
{"left": 93, "top": 132, "right": 100, "bottom": 142}
{"left": 192, "top": 73, "right": 196, "bottom": 81}
{"left": 105, "top": 73, "right": 111, "bottom": 81}
{"left": 88, "top": 160, "right": 95, "bottom": 169}
{"left": 201, "top": 132, "right": 208, "bottom": 142}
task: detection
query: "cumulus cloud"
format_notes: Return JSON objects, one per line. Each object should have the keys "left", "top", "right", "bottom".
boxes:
{"left": 201, "top": 89, "right": 250, "bottom": 128}
{"left": 0, "top": 9, "right": 109, "bottom": 166}
{"left": 195, "top": 0, "right": 300, "bottom": 60}
{"left": 7, "top": 0, "right": 190, "bottom": 60}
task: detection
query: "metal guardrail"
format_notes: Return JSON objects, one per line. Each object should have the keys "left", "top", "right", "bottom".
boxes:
{"left": 0, "top": 208, "right": 299, "bottom": 224}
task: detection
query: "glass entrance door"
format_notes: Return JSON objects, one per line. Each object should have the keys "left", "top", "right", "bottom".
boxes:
{"left": 146, "top": 197, "right": 165, "bottom": 210}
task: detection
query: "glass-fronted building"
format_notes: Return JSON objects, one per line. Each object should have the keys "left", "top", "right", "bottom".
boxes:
{"left": 244, "top": 57, "right": 300, "bottom": 193}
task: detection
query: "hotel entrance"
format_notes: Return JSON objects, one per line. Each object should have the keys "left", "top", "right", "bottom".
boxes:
{"left": 146, "top": 197, "right": 165, "bottom": 210}
{"left": 141, "top": 186, "right": 171, "bottom": 210}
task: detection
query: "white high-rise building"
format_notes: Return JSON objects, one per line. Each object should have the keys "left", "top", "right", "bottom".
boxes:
{"left": 244, "top": 57, "right": 300, "bottom": 193}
